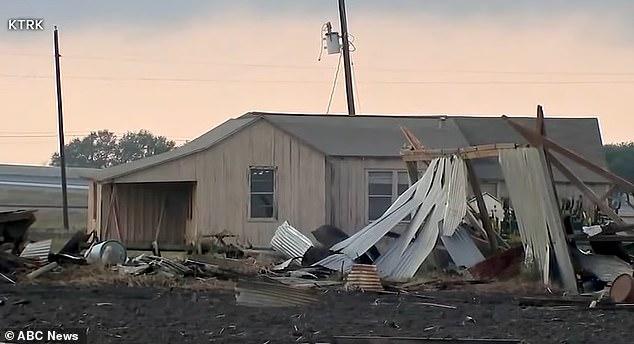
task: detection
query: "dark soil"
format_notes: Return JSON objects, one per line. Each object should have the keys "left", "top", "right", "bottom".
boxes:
{"left": 0, "top": 283, "right": 631, "bottom": 343}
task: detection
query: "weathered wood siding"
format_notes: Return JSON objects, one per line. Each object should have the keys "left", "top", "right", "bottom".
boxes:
{"left": 114, "top": 182, "right": 193, "bottom": 246}
{"left": 190, "top": 120, "right": 326, "bottom": 246}
{"left": 86, "top": 180, "right": 95, "bottom": 230}
{"left": 115, "top": 158, "right": 196, "bottom": 183}
{"left": 327, "top": 157, "right": 408, "bottom": 234}
{"left": 96, "top": 120, "right": 326, "bottom": 247}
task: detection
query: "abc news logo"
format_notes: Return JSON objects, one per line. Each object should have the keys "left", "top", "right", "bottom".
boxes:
{"left": 3, "top": 329, "right": 83, "bottom": 343}
{"left": 7, "top": 18, "right": 45, "bottom": 31}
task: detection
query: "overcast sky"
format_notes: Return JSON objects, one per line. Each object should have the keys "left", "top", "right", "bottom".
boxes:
{"left": 1, "top": 0, "right": 633, "bottom": 164}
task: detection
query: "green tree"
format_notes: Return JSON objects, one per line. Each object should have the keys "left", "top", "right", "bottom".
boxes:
{"left": 605, "top": 142, "right": 634, "bottom": 184}
{"left": 51, "top": 130, "right": 118, "bottom": 168}
{"left": 50, "top": 129, "right": 176, "bottom": 168}
{"left": 117, "top": 130, "right": 176, "bottom": 164}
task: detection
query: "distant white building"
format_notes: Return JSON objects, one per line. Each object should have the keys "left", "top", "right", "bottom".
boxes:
{"left": 615, "top": 192, "right": 634, "bottom": 224}
{"left": 468, "top": 192, "right": 504, "bottom": 222}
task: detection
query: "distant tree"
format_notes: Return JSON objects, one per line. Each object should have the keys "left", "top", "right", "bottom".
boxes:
{"left": 51, "top": 130, "right": 118, "bottom": 168}
{"left": 604, "top": 142, "right": 634, "bottom": 184}
{"left": 117, "top": 130, "right": 176, "bottom": 165}
{"left": 50, "top": 129, "right": 176, "bottom": 168}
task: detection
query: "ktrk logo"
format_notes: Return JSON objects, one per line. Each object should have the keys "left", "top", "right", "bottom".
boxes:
{"left": 8, "top": 19, "right": 44, "bottom": 31}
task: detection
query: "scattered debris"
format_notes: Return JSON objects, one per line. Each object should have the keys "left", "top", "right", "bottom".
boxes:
{"left": 468, "top": 246, "right": 523, "bottom": 281}
{"left": 234, "top": 279, "right": 320, "bottom": 307}
{"left": 0, "top": 271, "right": 15, "bottom": 284}
{"left": 270, "top": 221, "right": 314, "bottom": 260}
{"left": 0, "top": 209, "right": 36, "bottom": 254}
{"left": 19, "top": 239, "right": 52, "bottom": 264}
{"left": 610, "top": 274, "right": 634, "bottom": 303}
{"left": 26, "top": 262, "right": 58, "bottom": 280}
{"left": 85, "top": 240, "right": 127, "bottom": 266}
{"left": 332, "top": 335, "right": 524, "bottom": 343}
{"left": 415, "top": 302, "right": 457, "bottom": 310}
{"left": 345, "top": 264, "right": 383, "bottom": 292}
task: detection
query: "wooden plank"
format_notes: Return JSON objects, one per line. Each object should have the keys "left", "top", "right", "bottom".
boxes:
{"left": 406, "top": 161, "right": 420, "bottom": 183}
{"left": 402, "top": 149, "right": 499, "bottom": 161}
{"left": 465, "top": 159, "right": 498, "bottom": 252}
{"left": 549, "top": 155, "right": 626, "bottom": 226}
{"left": 535, "top": 149, "right": 578, "bottom": 294}
{"left": 400, "top": 126, "right": 424, "bottom": 150}
{"left": 401, "top": 143, "right": 523, "bottom": 161}
{"left": 503, "top": 116, "right": 634, "bottom": 192}
{"left": 536, "top": 105, "right": 561, "bottom": 207}
{"left": 568, "top": 234, "right": 634, "bottom": 242}
{"left": 535, "top": 106, "right": 576, "bottom": 291}
{"left": 400, "top": 126, "right": 424, "bottom": 182}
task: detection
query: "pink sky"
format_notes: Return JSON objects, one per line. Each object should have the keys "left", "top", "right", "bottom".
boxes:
{"left": 1, "top": 11, "right": 633, "bottom": 164}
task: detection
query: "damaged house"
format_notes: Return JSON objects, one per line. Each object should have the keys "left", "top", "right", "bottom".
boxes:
{"left": 86, "top": 112, "right": 611, "bottom": 250}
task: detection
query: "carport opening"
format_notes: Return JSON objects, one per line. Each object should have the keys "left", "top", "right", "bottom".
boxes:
{"left": 103, "top": 181, "right": 195, "bottom": 250}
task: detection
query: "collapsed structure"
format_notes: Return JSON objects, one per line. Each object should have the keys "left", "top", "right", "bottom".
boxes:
{"left": 270, "top": 106, "right": 634, "bottom": 294}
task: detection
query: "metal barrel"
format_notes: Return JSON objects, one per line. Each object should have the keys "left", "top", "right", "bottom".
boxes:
{"left": 86, "top": 240, "right": 127, "bottom": 265}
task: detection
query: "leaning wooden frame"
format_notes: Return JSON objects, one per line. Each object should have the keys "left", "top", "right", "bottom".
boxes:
{"left": 398, "top": 105, "right": 634, "bottom": 294}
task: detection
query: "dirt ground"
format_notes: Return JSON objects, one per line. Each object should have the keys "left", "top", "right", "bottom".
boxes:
{"left": 1, "top": 282, "right": 632, "bottom": 344}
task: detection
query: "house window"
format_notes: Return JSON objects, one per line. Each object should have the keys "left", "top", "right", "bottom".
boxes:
{"left": 249, "top": 167, "right": 276, "bottom": 219}
{"left": 367, "top": 171, "right": 411, "bottom": 221}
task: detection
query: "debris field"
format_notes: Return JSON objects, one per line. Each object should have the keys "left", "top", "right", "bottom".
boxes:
{"left": 2, "top": 284, "right": 634, "bottom": 344}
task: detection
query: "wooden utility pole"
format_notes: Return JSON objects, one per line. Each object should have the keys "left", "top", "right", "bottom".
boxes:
{"left": 464, "top": 159, "right": 498, "bottom": 252}
{"left": 53, "top": 26, "right": 69, "bottom": 230}
{"left": 338, "top": 0, "right": 356, "bottom": 116}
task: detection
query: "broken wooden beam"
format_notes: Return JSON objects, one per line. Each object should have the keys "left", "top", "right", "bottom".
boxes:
{"left": 26, "top": 262, "right": 58, "bottom": 279}
{"left": 549, "top": 155, "right": 626, "bottom": 226}
{"left": 568, "top": 234, "right": 634, "bottom": 242}
{"left": 400, "top": 126, "right": 426, "bottom": 182}
{"left": 534, "top": 149, "right": 579, "bottom": 294}
{"left": 535, "top": 105, "right": 561, "bottom": 208}
{"left": 503, "top": 116, "right": 634, "bottom": 193}
{"left": 464, "top": 159, "right": 498, "bottom": 252}
{"left": 401, "top": 143, "right": 524, "bottom": 162}
{"left": 400, "top": 126, "right": 424, "bottom": 151}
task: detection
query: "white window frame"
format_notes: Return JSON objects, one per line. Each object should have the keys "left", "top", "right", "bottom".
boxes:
{"left": 248, "top": 166, "right": 278, "bottom": 222}
{"left": 366, "top": 170, "right": 412, "bottom": 223}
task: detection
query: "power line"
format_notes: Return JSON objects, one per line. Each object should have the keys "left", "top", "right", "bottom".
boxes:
{"left": 0, "top": 133, "right": 189, "bottom": 142}
{"left": 3, "top": 73, "right": 634, "bottom": 85}
{"left": 3, "top": 51, "right": 634, "bottom": 76}
{"left": 0, "top": 51, "right": 333, "bottom": 70}
{"left": 0, "top": 73, "right": 332, "bottom": 84}
{"left": 326, "top": 54, "right": 342, "bottom": 114}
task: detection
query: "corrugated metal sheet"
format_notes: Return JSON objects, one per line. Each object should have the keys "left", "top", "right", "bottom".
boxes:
{"left": 234, "top": 280, "right": 320, "bottom": 307}
{"left": 345, "top": 264, "right": 383, "bottom": 291}
{"left": 317, "top": 157, "right": 469, "bottom": 282}
{"left": 573, "top": 249, "right": 634, "bottom": 283}
{"left": 19, "top": 239, "right": 52, "bottom": 264}
{"left": 270, "top": 221, "right": 314, "bottom": 259}
{"left": 313, "top": 253, "right": 355, "bottom": 272}
{"left": 440, "top": 225, "right": 485, "bottom": 269}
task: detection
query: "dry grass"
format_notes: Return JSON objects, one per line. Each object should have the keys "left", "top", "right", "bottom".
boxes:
{"left": 0, "top": 184, "right": 88, "bottom": 230}
{"left": 25, "top": 264, "right": 235, "bottom": 291}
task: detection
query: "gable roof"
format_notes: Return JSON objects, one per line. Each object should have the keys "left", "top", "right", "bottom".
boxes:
{"left": 452, "top": 116, "right": 606, "bottom": 183}
{"left": 91, "top": 117, "right": 259, "bottom": 181}
{"left": 92, "top": 112, "right": 608, "bottom": 183}
{"left": 255, "top": 113, "right": 470, "bottom": 156}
